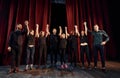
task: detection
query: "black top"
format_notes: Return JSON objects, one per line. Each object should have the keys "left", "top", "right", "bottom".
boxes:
{"left": 68, "top": 35, "right": 78, "bottom": 48}
{"left": 80, "top": 35, "right": 88, "bottom": 43}
{"left": 49, "top": 34, "right": 58, "bottom": 49}
{"left": 27, "top": 34, "right": 35, "bottom": 45}
{"left": 8, "top": 28, "right": 27, "bottom": 48}
{"left": 59, "top": 38, "right": 67, "bottom": 49}
{"left": 38, "top": 36, "right": 46, "bottom": 46}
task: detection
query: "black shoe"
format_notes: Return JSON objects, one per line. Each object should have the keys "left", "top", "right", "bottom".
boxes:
{"left": 81, "top": 66, "right": 85, "bottom": 69}
{"left": 93, "top": 66, "right": 97, "bottom": 70}
{"left": 101, "top": 67, "right": 107, "bottom": 72}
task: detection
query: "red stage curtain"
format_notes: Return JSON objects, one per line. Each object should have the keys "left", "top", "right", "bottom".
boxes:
{"left": 66, "top": 0, "right": 117, "bottom": 62}
{"left": 0, "top": 0, "right": 118, "bottom": 65}
{"left": 0, "top": 0, "right": 51, "bottom": 65}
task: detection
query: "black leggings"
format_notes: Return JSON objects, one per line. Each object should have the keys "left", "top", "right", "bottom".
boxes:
{"left": 38, "top": 45, "right": 47, "bottom": 66}
{"left": 59, "top": 48, "right": 66, "bottom": 65}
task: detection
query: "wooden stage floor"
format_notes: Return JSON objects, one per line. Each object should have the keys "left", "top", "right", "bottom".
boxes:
{"left": 0, "top": 61, "right": 120, "bottom": 78}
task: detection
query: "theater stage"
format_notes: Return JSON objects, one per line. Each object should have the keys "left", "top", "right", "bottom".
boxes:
{"left": 0, "top": 61, "right": 120, "bottom": 78}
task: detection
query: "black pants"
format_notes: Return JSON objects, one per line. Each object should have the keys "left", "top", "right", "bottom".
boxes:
{"left": 59, "top": 48, "right": 66, "bottom": 65}
{"left": 80, "top": 45, "right": 90, "bottom": 66}
{"left": 70, "top": 47, "right": 77, "bottom": 66}
{"left": 38, "top": 45, "right": 47, "bottom": 66}
{"left": 93, "top": 44, "right": 105, "bottom": 67}
{"left": 10, "top": 46, "right": 21, "bottom": 69}
{"left": 50, "top": 48, "right": 57, "bottom": 65}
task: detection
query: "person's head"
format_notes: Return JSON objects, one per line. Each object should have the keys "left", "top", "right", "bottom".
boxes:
{"left": 81, "top": 30, "right": 85, "bottom": 36}
{"left": 24, "top": 20, "right": 29, "bottom": 25}
{"left": 70, "top": 30, "right": 75, "bottom": 35}
{"left": 52, "top": 28, "right": 57, "bottom": 35}
{"left": 94, "top": 24, "right": 99, "bottom": 32}
{"left": 16, "top": 24, "right": 22, "bottom": 30}
{"left": 30, "top": 30, "right": 34, "bottom": 35}
{"left": 61, "top": 33, "right": 66, "bottom": 38}
{"left": 40, "top": 31, "right": 45, "bottom": 37}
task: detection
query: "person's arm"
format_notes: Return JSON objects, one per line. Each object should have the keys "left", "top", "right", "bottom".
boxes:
{"left": 74, "top": 25, "right": 80, "bottom": 36}
{"left": 101, "top": 30, "right": 110, "bottom": 45}
{"left": 26, "top": 24, "right": 30, "bottom": 35}
{"left": 84, "top": 21, "right": 88, "bottom": 35}
{"left": 45, "top": 24, "right": 50, "bottom": 37}
{"left": 59, "top": 26, "right": 62, "bottom": 37}
{"left": 7, "top": 32, "right": 14, "bottom": 52}
{"left": 65, "top": 26, "right": 69, "bottom": 39}
{"left": 35, "top": 24, "right": 39, "bottom": 38}
{"left": 84, "top": 22, "right": 92, "bottom": 33}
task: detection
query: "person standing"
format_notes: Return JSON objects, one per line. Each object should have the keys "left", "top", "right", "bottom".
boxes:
{"left": 78, "top": 22, "right": 91, "bottom": 69}
{"left": 85, "top": 22, "right": 109, "bottom": 71}
{"left": 25, "top": 23, "right": 36, "bottom": 70}
{"left": 48, "top": 27, "right": 59, "bottom": 67}
{"left": 8, "top": 24, "right": 27, "bottom": 73}
{"left": 68, "top": 25, "right": 79, "bottom": 67}
{"left": 36, "top": 24, "right": 49, "bottom": 68}
{"left": 58, "top": 26, "right": 68, "bottom": 69}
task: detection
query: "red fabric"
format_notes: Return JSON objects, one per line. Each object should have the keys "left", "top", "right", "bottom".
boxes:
{"left": 65, "top": 0, "right": 117, "bottom": 62}
{"left": 0, "top": 0, "right": 51, "bottom": 65}
{"left": 0, "top": 0, "right": 118, "bottom": 65}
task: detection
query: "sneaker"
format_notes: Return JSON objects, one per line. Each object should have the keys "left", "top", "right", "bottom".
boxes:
{"left": 25, "top": 65, "right": 29, "bottom": 71}
{"left": 30, "top": 64, "right": 33, "bottom": 70}
{"left": 61, "top": 64, "right": 64, "bottom": 69}
{"left": 64, "top": 64, "right": 68, "bottom": 69}
{"left": 101, "top": 67, "right": 106, "bottom": 72}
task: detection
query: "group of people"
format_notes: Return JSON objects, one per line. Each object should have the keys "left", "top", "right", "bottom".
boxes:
{"left": 7, "top": 20, "right": 109, "bottom": 73}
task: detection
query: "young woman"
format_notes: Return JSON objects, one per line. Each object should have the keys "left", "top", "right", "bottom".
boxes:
{"left": 35, "top": 24, "right": 49, "bottom": 68}
{"left": 58, "top": 26, "right": 68, "bottom": 69}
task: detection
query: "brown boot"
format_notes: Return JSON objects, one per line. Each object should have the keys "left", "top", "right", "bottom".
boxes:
{"left": 15, "top": 67, "right": 19, "bottom": 73}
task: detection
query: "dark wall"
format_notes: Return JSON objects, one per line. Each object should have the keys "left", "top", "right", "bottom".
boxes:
{"left": 50, "top": 3, "right": 67, "bottom": 33}
{"left": 107, "top": 0, "right": 120, "bottom": 61}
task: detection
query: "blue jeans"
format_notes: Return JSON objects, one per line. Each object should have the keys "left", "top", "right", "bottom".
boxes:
{"left": 26, "top": 46, "right": 35, "bottom": 65}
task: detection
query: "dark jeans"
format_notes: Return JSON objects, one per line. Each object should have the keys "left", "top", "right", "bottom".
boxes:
{"left": 26, "top": 46, "right": 35, "bottom": 65}
{"left": 10, "top": 46, "right": 21, "bottom": 69}
{"left": 38, "top": 45, "right": 47, "bottom": 66}
{"left": 59, "top": 48, "right": 66, "bottom": 65}
{"left": 80, "top": 45, "right": 90, "bottom": 66}
{"left": 50, "top": 48, "right": 57, "bottom": 65}
{"left": 93, "top": 44, "right": 105, "bottom": 67}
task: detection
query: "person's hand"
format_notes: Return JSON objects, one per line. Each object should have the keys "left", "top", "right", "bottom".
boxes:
{"left": 74, "top": 25, "right": 77, "bottom": 28}
{"left": 101, "top": 41, "right": 106, "bottom": 45}
{"left": 36, "top": 24, "right": 39, "bottom": 28}
{"left": 59, "top": 26, "right": 62, "bottom": 29}
{"left": 46, "top": 24, "right": 49, "bottom": 27}
{"left": 65, "top": 26, "right": 67, "bottom": 30}
{"left": 84, "top": 21, "right": 87, "bottom": 25}
{"left": 7, "top": 46, "right": 11, "bottom": 52}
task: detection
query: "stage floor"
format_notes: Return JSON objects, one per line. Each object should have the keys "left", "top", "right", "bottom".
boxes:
{"left": 0, "top": 61, "right": 120, "bottom": 78}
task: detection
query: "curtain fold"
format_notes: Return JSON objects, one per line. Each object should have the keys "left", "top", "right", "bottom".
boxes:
{"left": 0, "top": 0, "right": 51, "bottom": 65}
{"left": 65, "top": 0, "right": 117, "bottom": 62}
{"left": 0, "top": 0, "right": 118, "bottom": 65}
